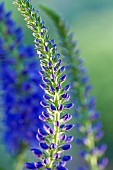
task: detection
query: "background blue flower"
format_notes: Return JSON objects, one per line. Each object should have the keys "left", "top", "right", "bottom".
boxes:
{"left": 0, "top": 2, "right": 44, "bottom": 156}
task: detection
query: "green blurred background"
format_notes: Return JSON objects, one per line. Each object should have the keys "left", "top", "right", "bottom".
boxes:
{"left": 0, "top": 0, "right": 113, "bottom": 169}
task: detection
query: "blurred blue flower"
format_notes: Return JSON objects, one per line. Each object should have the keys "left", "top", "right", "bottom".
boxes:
{"left": 0, "top": 2, "right": 44, "bottom": 155}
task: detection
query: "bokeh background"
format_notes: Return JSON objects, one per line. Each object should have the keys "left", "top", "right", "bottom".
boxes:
{"left": 0, "top": 0, "right": 113, "bottom": 170}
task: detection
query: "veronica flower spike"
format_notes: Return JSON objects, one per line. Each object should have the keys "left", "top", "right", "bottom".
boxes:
{"left": 0, "top": 2, "right": 44, "bottom": 157}
{"left": 13, "top": 0, "right": 74, "bottom": 169}
{"left": 40, "top": 6, "right": 108, "bottom": 170}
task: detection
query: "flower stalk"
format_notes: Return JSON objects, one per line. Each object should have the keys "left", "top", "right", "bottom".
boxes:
{"left": 13, "top": 0, "right": 74, "bottom": 169}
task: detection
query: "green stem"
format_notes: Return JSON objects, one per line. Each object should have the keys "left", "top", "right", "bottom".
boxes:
{"left": 90, "top": 156, "right": 98, "bottom": 170}
{"left": 49, "top": 92, "right": 60, "bottom": 168}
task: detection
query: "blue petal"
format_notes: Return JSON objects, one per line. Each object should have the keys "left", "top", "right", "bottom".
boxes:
{"left": 61, "top": 144, "right": 71, "bottom": 150}
{"left": 31, "top": 148, "right": 42, "bottom": 157}
{"left": 56, "top": 166, "right": 68, "bottom": 170}
{"left": 24, "top": 162, "right": 37, "bottom": 169}
{"left": 40, "top": 142, "right": 48, "bottom": 150}
{"left": 62, "top": 155, "right": 72, "bottom": 161}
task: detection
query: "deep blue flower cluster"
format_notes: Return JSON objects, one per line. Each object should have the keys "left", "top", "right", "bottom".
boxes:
{"left": 0, "top": 2, "right": 44, "bottom": 155}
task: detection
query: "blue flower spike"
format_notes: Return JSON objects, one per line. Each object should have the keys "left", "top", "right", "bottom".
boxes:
{"left": 13, "top": 0, "right": 74, "bottom": 169}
